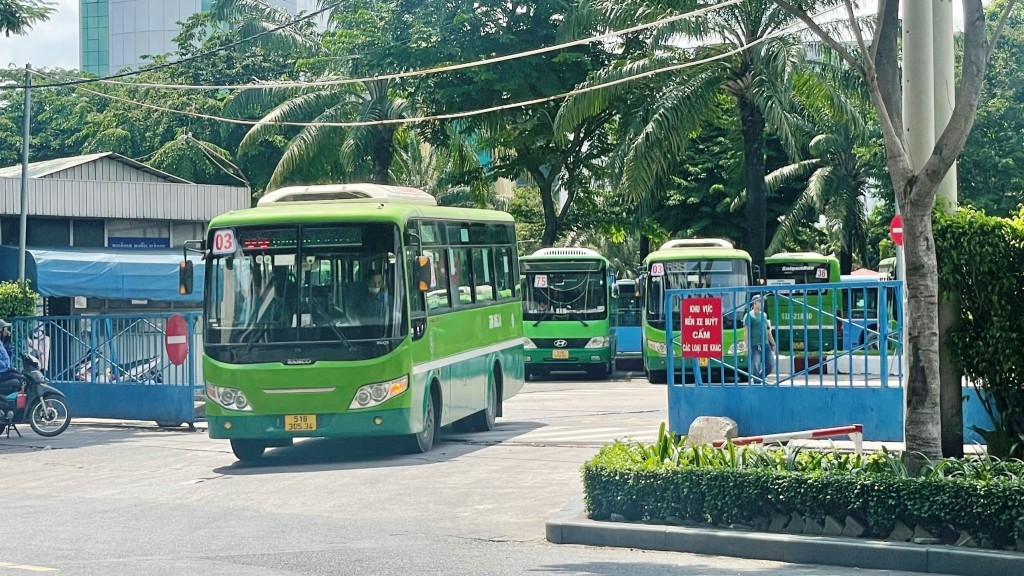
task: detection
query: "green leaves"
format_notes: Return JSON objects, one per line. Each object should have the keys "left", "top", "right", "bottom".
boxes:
{"left": 0, "top": 281, "right": 37, "bottom": 319}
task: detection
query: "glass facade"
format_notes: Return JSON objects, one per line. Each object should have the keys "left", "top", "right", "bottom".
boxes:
{"left": 81, "top": 0, "right": 110, "bottom": 76}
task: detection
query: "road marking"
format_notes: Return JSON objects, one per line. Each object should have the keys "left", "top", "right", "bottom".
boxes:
{"left": 0, "top": 562, "right": 58, "bottom": 572}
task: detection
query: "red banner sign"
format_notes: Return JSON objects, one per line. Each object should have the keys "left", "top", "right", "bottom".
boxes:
{"left": 681, "top": 297, "right": 723, "bottom": 358}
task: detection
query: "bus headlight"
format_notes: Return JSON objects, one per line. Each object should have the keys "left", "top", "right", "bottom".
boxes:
{"left": 206, "top": 384, "right": 253, "bottom": 412}
{"left": 647, "top": 340, "right": 667, "bottom": 354}
{"left": 727, "top": 341, "right": 748, "bottom": 355}
{"left": 350, "top": 375, "right": 409, "bottom": 410}
{"left": 523, "top": 338, "right": 537, "bottom": 349}
{"left": 585, "top": 336, "right": 609, "bottom": 349}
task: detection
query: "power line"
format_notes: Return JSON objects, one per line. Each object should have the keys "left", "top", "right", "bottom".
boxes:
{"left": 31, "top": 0, "right": 745, "bottom": 92}
{"left": 32, "top": 19, "right": 808, "bottom": 130}
{"left": 0, "top": 1, "right": 339, "bottom": 90}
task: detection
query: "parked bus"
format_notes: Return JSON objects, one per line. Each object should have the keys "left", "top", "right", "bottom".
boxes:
{"left": 640, "top": 239, "right": 753, "bottom": 384}
{"left": 764, "top": 252, "right": 841, "bottom": 354}
{"left": 179, "top": 184, "right": 525, "bottom": 461}
{"left": 520, "top": 247, "right": 616, "bottom": 380}
{"left": 838, "top": 273, "right": 898, "bottom": 351}
{"left": 613, "top": 278, "right": 643, "bottom": 368}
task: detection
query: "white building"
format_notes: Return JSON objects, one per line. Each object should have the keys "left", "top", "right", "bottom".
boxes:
{"left": 81, "top": 0, "right": 317, "bottom": 75}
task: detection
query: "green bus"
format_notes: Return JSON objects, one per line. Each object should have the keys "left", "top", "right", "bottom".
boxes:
{"left": 180, "top": 184, "right": 525, "bottom": 461}
{"left": 641, "top": 239, "right": 753, "bottom": 384}
{"left": 764, "top": 252, "right": 841, "bottom": 354}
{"left": 520, "top": 247, "right": 616, "bottom": 380}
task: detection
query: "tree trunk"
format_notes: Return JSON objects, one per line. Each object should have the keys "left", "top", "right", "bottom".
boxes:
{"left": 839, "top": 245, "right": 853, "bottom": 275}
{"left": 902, "top": 195, "right": 943, "bottom": 472}
{"left": 537, "top": 174, "right": 559, "bottom": 247}
{"left": 372, "top": 129, "right": 395, "bottom": 184}
{"left": 738, "top": 94, "right": 767, "bottom": 270}
{"left": 640, "top": 236, "right": 651, "bottom": 261}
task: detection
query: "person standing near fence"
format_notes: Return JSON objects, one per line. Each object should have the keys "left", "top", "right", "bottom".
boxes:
{"left": 744, "top": 296, "right": 776, "bottom": 380}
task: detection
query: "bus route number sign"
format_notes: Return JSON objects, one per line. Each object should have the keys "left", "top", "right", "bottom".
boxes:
{"left": 533, "top": 275, "right": 548, "bottom": 288}
{"left": 815, "top": 267, "right": 828, "bottom": 279}
{"left": 681, "top": 297, "right": 722, "bottom": 359}
{"left": 212, "top": 229, "right": 237, "bottom": 255}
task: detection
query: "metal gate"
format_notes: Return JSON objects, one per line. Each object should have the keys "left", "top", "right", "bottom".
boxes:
{"left": 11, "top": 313, "right": 203, "bottom": 426}
{"left": 662, "top": 281, "right": 990, "bottom": 442}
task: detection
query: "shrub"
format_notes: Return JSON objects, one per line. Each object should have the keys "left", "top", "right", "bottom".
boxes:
{"left": 0, "top": 280, "right": 38, "bottom": 320}
{"left": 582, "top": 430, "right": 1024, "bottom": 549}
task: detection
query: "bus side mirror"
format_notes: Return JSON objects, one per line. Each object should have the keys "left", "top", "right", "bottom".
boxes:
{"left": 635, "top": 280, "right": 644, "bottom": 300}
{"left": 753, "top": 265, "right": 763, "bottom": 283}
{"left": 179, "top": 260, "right": 194, "bottom": 295}
{"left": 415, "top": 256, "right": 432, "bottom": 292}
{"left": 611, "top": 284, "right": 620, "bottom": 299}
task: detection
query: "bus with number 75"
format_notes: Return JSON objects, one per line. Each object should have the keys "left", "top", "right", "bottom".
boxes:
{"left": 179, "top": 184, "right": 525, "bottom": 462}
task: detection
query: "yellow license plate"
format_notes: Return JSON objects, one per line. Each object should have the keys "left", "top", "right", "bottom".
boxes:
{"left": 698, "top": 357, "right": 708, "bottom": 367}
{"left": 552, "top": 349, "right": 569, "bottom": 359}
{"left": 284, "top": 414, "right": 317, "bottom": 432}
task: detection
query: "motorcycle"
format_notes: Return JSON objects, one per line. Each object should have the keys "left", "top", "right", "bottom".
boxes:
{"left": 0, "top": 353, "right": 72, "bottom": 438}
{"left": 74, "top": 353, "right": 162, "bottom": 384}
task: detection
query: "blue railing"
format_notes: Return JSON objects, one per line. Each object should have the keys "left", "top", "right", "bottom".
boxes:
{"left": 11, "top": 313, "right": 203, "bottom": 426}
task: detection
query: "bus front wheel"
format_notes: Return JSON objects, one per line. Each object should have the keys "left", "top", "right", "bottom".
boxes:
{"left": 403, "top": 387, "right": 438, "bottom": 454}
{"left": 231, "top": 439, "right": 266, "bottom": 462}
{"left": 647, "top": 369, "right": 667, "bottom": 384}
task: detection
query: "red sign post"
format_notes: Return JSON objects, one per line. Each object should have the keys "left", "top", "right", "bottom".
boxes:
{"left": 681, "top": 297, "right": 723, "bottom": 358}
{"left": 165, "top": 314, "right": 189, "bottom": 366}
{"left": 889, "top": 214, "right": 904, "bottom": 246}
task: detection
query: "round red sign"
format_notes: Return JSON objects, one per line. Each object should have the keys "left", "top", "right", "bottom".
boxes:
{"left": 889, "top": 214, "right": 904, "bottom": 246}
{"left": 165, "top": 314, "right": 189, "bottom": 366}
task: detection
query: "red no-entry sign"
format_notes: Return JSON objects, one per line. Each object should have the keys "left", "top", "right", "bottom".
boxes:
{"left": 165, "top": 314, "right": 189, "bottom": 366}
{"left": 890, "top": 214, "right": 904, "bottom": 246}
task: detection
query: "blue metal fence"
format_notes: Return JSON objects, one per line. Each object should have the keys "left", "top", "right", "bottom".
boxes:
{"left": 663, "top": 281, "right": 991, "bottom": 442}
{"left": 11, "top": 313, "right": 203, "bottom": 426}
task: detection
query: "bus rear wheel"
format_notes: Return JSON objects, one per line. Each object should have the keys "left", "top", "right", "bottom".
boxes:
{"left": 465, "top": 371, "right": 499, "bottom": 432}
{"left": 231, "top": 439, "right": 266, "bottom": 462}
{"left": 403, "top": 387, "right": 437, "bottom": 454}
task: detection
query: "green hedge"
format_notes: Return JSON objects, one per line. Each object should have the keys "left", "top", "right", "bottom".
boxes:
{"left": 583, "top": 439, "right": 1024, "bottom": 549}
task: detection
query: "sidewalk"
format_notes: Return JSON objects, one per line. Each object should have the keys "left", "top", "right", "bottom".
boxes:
{"left": 546, "top": 499, "right": 1024, "bottom": 576}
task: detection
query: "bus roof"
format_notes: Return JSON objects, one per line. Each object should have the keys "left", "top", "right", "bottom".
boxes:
{"left": 257, "top": 183, "right": 438, "bottom": 207}
{"left": 208, "top": 194, "right": 514, "bottom": 229}
{"left": 520, "top": 247, "right": 609, "bottom": 264}
{"left": 644, "top": 238, "right": 751, "bottom": 264}
{"left": 766, "top": 252, "right": 839, "bottom": 264}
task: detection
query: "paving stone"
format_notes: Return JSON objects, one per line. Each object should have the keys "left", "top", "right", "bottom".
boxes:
{"left": 842, "top": 515, "right": 866, "bottom": 538}
{"left": 888, "top": 521, "right": 914, "bottom": 542}
{"left": 803, "top": 517, "right": 823, "bottom": 536}
{"left": 769, "top": 512, "right": 789, "bottom": 532}
{"left": 785, "top": 512, "right": 806, "bottom": 534}
{"left": 823, "top": 515, "right": 845, "bottom": 536}
{"left": 955, "top": 531, "right": 978, "bottom": 548}
{"left": 911, "top": 525, "right": 939, "bottom": 545}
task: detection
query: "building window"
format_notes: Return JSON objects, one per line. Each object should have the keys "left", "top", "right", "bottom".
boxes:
{"left": 72, "top": 219, "right": 105, "bottom": 247}
{"left": 106, "top": 219, "right": 169, "bottom": 248}
{"left": 1, "top": 217, "right": 71, "bottom": 247}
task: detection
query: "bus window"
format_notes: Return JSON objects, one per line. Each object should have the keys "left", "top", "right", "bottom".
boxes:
{"left": 423, "top": 248, "right": 451, "bottom": 310}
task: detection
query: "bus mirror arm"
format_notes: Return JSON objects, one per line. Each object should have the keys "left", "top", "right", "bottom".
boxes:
{"left": 415, "top": 256, "right": 432, "bottom": 292}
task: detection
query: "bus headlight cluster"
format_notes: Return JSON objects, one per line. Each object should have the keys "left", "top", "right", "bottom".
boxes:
{"left": 585, "top": 336, "right": 609, "bottom": 349}
{"left": 727, "top": 341, "right": 748, "bottom": 355}
{"left": 206, "top": 384, "right": 252, "bottom": 412}
{"left": 647, "top": 340, "right": 667, "bottom": 354}
{"left": 523, "top": 338, "right": 537, "bottom": 349}
{"left": 350, "top": 375, "right": 409, "bottom": 410}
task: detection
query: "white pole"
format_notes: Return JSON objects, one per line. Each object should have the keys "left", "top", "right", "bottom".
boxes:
{"left": 18, "top": 64, "right": 31, "bottom": 283}
{"left": 933, "top": 0, "right": 957, "bottom": 210}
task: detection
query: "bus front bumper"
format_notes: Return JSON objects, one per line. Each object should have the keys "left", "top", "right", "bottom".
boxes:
{"left": 207, "top": 408, "right": 416, "bottom": 440}
{"left": 525, "top": 346, "right": 611, "bottom": 366}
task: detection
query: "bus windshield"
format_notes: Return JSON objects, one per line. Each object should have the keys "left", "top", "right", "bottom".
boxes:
{"left": 523, "top": 261, "right": 608, "bottom": 322}
{"left": 204, "top": 222, "right": 406, "bottom": 363}
{"left": 646, "top": 259, "right": 749, "bottom": 329}
{"left": 765, "top": 262, "right": 831, "bottom": 285}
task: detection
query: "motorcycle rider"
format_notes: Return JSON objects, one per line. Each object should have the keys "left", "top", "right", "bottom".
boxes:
{"left": 0, "top": 320, "right": 23, "bottom": 417}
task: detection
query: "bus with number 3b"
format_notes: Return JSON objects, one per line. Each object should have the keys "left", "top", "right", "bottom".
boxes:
{"left": 179, "top": 184, "right": 525, "bottom": 462}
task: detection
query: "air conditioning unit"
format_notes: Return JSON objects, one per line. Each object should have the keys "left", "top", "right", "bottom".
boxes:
{"left": 257, "top": 184, "right": 438, "bottom": 207}
{"left": 659, "top": 238, "right": 734, "bottom": 250}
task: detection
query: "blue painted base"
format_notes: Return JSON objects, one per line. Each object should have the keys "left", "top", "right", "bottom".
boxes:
{"left": 50, "top": 381, "right": 199, "bottom": 424}
{"left": 668, "top": 385, "right": 994, "bottom": 444}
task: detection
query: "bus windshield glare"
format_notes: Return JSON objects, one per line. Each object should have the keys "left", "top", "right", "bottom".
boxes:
{"left": 204, "top": 222, "right": 406, "bottom": 363}
{"left": 523, "top": 261, "right": 607, "bottom": 321}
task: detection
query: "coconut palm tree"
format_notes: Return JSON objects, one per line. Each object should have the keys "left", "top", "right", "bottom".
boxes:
{"left": 765, "top": 51, "right": 876, "bottom": 274}
{"left": 557, "top": 0, "right": 819, "bottom": 269}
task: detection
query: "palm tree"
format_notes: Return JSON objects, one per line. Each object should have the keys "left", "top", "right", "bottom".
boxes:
{"left": 557, "top": 0, "right": 815, "bottom": 269}
{"left": 0, "top": 0, "right": 53, "bottom": 37}
{"left": 765, "top": 51, "right": 876, "bottom": 274}
{"left": 228, "top": 78, "right": 413, "bottom": 191}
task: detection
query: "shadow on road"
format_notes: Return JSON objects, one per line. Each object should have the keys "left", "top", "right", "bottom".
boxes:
{"left": 532, "top": 561, "right": 857, "bottom": 576}
{"left": 212, "top": 420, "right": 545, "bottom": 475}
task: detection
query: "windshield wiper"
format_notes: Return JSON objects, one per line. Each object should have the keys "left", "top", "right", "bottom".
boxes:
{"left": 309, "top": 297, "right": 354, "bottom": 351}
{"left": 532, "top": 312, "right": 552, "bottom": 327}
{"left": 240, "top": 320, "right": 272, "bottom": 359}
{"left": 565, "top": 308, "right": 589, "bottom": 327}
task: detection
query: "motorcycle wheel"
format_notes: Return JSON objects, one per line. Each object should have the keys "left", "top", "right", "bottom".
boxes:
{"left": 29, "top": 396, "right": 71, "bottom": 437}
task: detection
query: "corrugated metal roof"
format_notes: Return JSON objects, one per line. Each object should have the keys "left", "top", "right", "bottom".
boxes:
{"left": 0, "top": 152, "right": 192, "bottom": 184}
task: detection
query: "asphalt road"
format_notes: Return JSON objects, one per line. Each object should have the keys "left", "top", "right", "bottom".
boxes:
{"left": 0, "top": 368, "right": 944, "bottom": 576}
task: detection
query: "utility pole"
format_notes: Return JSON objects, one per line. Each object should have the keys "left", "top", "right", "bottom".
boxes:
{"left": 900, "top": 1, "right": 935, "bottom": 444}
{"left": 18, "top": 64, "right": 32, "bottom": 283}
{"left": 933, "top": 0, "right": 962, "bottom": 458}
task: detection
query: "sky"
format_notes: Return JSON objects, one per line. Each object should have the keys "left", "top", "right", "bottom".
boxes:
{"left": 0, "top": 0, "right": 79, "bottom": 70}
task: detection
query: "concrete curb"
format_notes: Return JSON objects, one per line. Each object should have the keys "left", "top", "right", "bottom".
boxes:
{"left": 545, "top": 499, "right": 1024, "bottom": 576}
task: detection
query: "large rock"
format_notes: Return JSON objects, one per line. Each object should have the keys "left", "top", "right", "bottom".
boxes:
{"left": 687, "top": 416, "right": 739, "bottom": 446}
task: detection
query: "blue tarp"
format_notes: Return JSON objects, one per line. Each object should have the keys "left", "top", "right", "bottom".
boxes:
{"left": 0, "top": 246, "right": 204, "bottom": 303}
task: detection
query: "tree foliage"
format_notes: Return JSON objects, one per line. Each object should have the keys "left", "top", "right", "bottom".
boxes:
{"left": 0, "top": 0, "right": 53, "bottom": 37}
